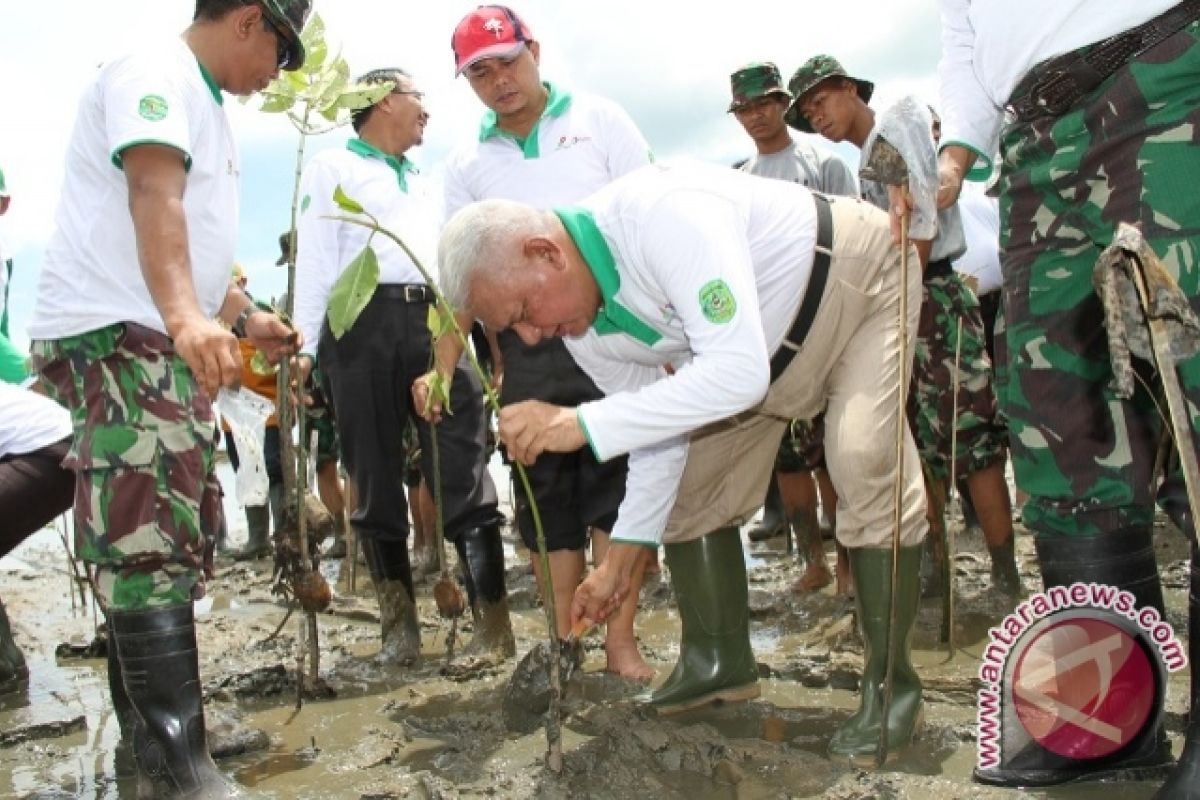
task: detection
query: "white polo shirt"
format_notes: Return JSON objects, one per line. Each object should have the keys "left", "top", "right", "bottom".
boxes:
{"left": 443, "top": 82, "right": 653, "bottom": 215}
{"left": 30, "top": 38, "right": 238, "bottom": 340}
{"left": 294, "top": 139, "right": 439, "bottom": 356}
{"left": 0, "top": 381, "right": 71, "bottom": 458}
{"left": 560, "top": 163, "right": 818, "bottom": 546}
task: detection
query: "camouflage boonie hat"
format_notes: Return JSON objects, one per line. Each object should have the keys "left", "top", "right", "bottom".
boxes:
{"left": 728, "top": 62, "right": 791, "bottom": 112}
{"left": 259, "top": 0, "right": 312, "bottom": 71}
{"left": 783, "top": 55, "right": 875, "bottom": 133}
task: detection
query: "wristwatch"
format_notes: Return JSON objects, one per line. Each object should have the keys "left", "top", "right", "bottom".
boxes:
{"left": 232, "top": 304, "right": 262, "bottom": 338}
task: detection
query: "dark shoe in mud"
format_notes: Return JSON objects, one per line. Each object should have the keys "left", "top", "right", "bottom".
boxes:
{"left": 109, "top": 603, "right": 240, "bottom": 799}
{"left": 0, "top": 597, "right": 28, "bottom": 693}
{"left": 461, "top": 598, "right": 516, "bottom": 660}
{"left": 829, "top": 545, "right": 923, "bottom": 765}
{"left": 323, "top": 536, "right": 348, "bottom": 561}
{"left": 988, "top": 539, "right": 1021, "bottom": 597}
{"left": 375, "top": 578, "right": 421, "bottom": 666}
{"left": 646, "top": 527, "right": 760, "bottom": 716}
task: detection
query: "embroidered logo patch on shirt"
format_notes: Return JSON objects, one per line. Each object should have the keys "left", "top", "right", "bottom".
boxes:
{"left": 699, "top": 279, "right": 736, "bottom": 324}
{"left": 138, "top": 95, "right": 169, "bottom": 121}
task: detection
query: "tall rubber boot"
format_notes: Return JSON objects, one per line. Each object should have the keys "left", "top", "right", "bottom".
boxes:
{"left": 231, "top": 504, "right": 270, "bottom": 561}
{"left": 267, "top": 482, "right": 285, "bottom": 537}
{"left": 975, "top": 526, "right": 1172, "bottom": 786}
{"left": 1154, "top": 540, "right": 1200, "bottom": 799}
{"left": 454, "top": 524, "right": 516, "bottom": 659}
{"left": 360, "top": 536, "right": 421, "bottom": 665}
{"left": 829, "top": 545, "right": 924, "bottom": 763}
{"left": 107, "top": 627, "right": 137, "bottom": 775}
{"left": 646, "top": 527, "right": 760, "bottom": 715}
{"left": 109, "top": 603, "right": 236, "bottom": 799}
{"left": 0, "top": 596, "right": 27, "bottom": 692}
{"left": 748, "top": 479, "right": 787, "bottom": 542}
{"left": 988, "top": 536, "right": 1021, "bottom": 597}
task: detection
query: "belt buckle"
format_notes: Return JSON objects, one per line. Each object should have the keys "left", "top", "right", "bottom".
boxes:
{"left": 405, "top": 284, "right": 428, "bottom": 303}
{"left": 1029, "top": 66, "right": 1077, "bottom": 117}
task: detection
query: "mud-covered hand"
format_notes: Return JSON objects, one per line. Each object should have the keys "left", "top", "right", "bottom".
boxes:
{"left": 497, "top": 400, "right": 585, "bottom": 465}
{"left": 244, "top": 311, "right": 301, "bottom": 364}
{"left": 571, "top": 543, "right": 642, "bottom": 625}
{"left": 172, "top": 315, "right": 242, "bottom": 398}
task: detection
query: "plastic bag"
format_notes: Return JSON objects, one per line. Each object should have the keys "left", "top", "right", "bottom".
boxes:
{"left": 861, "top": 96, "right": 939, "bottom": 241}
{"left": 217, "top": 387, "right": 274, "bottom": 506}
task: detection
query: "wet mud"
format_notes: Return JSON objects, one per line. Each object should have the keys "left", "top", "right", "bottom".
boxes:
{"left": 0, "top": 460, "right": 1192, "bottom": 798}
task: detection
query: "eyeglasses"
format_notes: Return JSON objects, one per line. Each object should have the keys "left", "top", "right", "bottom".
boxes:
{"left": 262, "top": 14, "right": 292, "bottom": 70}
{"left": 392, "top": 90, "right": 425, "bottom": 101}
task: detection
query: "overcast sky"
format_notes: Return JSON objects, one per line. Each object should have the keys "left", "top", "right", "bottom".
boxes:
{"left": 0, "top": 1, "right": 943, "bottom": 349}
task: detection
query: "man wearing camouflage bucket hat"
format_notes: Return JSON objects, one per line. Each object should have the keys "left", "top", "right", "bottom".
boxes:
{"left": 789, "top": 52, "right": 1019, "bottom": 765}
{"left": 728, "top": 62, "right": 856, "bottom": 596}
{"left": 28, "top": 1, "right": 310, "bottom": 795}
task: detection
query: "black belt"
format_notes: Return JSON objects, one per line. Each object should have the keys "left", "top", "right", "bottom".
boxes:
{"left": 770, "top": 193, "right": 833, "bottom": 382}
{"left": 926, "top": 258, "right": 954, "bottom": 280}
{"left": 376, "top": 283, "right": 434, "bottom": 303}
{"left": 1007, "top": 0, "right": 1200, "bottom": 123}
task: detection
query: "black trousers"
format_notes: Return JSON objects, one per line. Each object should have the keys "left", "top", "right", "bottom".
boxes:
{"left": 318, "top": 289, "right": 501, "bottom": 545}
{"left": 0, "top": 438, "right": 74, "bottom": 558}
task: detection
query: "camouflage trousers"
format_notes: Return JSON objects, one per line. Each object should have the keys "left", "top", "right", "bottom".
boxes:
{"left": 998, "top": 19, "right": 1200, "bottom": 537}
{"left": 31, "top": 323, "right": 220, "bottom": 610}
{"left": 906, "top": 265, "right": 1006, "bottom": 482}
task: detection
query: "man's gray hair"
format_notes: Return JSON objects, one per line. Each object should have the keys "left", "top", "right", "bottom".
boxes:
{"left": 438, "top": 199, "right": 550, "bottom": 310}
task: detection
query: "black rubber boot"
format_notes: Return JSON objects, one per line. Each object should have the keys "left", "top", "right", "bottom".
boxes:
{"left": 109, "top": 603, "right": 237, "bottom": 799}
{"left": 360, "top": 536, "right": 421, "bottom": 665}
{"left": 454, "top": 524, "right": 515, "bottom": 659}
{"left": 0, "top": 596, "right": 27, "bottom": 693}
{"left": 646, "top": 527, "right": 760, "bottom": 714}
{"left": 1153, "top": 540, "right": 1200, "bottom": 799}
{"left": 988, "top": 537, "right": 1021, "bottom": 597}
{"left": 829, "top": 545, "right": 924, "bottom": 764}
{"left": 231, "top": 504, "right": 271, "bottom": 562}
{"left": 106, "top": 627, "right": 137, "bottom": 775}
{"left": 748, "top": 479, "right": 787, "bottom": 542}
{"left": 974, "top": 526, "right": 1173, "bottom": 787}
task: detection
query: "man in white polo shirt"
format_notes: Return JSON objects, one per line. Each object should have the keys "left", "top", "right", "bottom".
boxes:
{"left": 295, "top": 67, "right": 515, "bottom": 664}
{"left": 27, "top": 2, "right": 310, "bottom": 795}
{"left": 437, "top": 163, "right": 929, "bottom": 758}
{"left": 431, "top": 4, "right": 656, "bottom": 681}
{"left": 0, "top": 167, "right": 25, "bottom": 385}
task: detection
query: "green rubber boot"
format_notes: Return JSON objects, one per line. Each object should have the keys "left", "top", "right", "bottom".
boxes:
{"left": 646, "top": 527, "right": 760, "bottom": 715}
{"left": 829, "top": 545, "right": 924, "bottom": 764}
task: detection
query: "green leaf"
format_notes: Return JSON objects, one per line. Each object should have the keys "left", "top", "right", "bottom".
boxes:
{"left": 259, "top": 90, "right": 295, "bottom": 114}
{"left": 300, "top": 12, "right": 326, "bottom": 52}
{"left": 314, "top": 58, "right": 350, "bottom": 114}
{"left": 334, "top": 80, "right": 394, "bottom": 112}
{"left": 332, "top": 184, "right": 364, "bottom": 214}
{"left": 249, "top": 349, "right": 277, "bottom": 376}
{"left": 326, "top": 246, "right": 380, "bottom": 339}
{"left": 426, "top": 304, "right": 454, "bottom": 340}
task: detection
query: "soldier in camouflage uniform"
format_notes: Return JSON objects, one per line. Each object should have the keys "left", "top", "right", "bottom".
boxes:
{"left": 728, "top": 62, "right": 855, "bottom": 594}
{"left": 788, "top": 54, "right": 1019, "bottom": 600}
{"left": 27, "top": 1, "right": 310, "bottom": 796}
{"left": 937, "top": 1, "right": 1200, "bottom": 790}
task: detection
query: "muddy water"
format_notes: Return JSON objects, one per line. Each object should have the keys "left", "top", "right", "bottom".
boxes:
{"left": 0, "top": 458, "right": 1192, "bottom": 798}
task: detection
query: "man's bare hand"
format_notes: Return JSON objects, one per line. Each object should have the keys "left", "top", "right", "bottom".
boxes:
{"left": 936, "top": 145, "right": 974, "bottom": 210}
{"left": 497, "top": 400, "right": 585, "bottom": 465}
{"left": 571, "top": 552, "right": 632, "bottom": 626}
{"left": 245, "top": 311, "right": 301, "bottom": 364}
{"left": 290, "top": 354, "right": 316, "bottom": 409}
{"left": 886, "top": 184, "right": 914, "bottom": 245}
{"left": 172, "top": 316, "right": 241, "bottom": 398}
{"left": 412, "top": 370, "right": 445, "bottom": 423}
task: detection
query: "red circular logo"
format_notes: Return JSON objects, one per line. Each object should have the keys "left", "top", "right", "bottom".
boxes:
{"left": 1011, "top": 617, "right": 1155, "bottom": 759}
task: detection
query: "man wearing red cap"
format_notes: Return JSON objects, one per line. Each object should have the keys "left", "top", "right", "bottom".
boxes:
{"left": 420, "top": 4, "right": 655, "bottom": 682}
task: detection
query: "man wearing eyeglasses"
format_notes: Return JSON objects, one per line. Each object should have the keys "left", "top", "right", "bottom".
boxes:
{"left": 294, "top": 68, "right": 518, "bottom": 664}
{"left": 27, "top": 1, "right": 310, "bottom": 796}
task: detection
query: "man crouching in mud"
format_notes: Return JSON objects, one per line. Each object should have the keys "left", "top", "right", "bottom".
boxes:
{"left": 435, "top": 161, "right": 929, "bottom": 763}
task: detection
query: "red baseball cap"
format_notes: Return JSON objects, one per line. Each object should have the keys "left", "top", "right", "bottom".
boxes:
{"left": 451, "top": 5, "right": 533, "bottom": 76}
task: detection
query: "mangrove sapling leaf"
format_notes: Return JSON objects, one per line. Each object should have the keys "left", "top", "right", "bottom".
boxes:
{"left": 249, "top": 349, "right": 276, "bottom": 376}
{"left": 427, "top": 303, "right": 456, "bottom": 339}
{"left": 332, "top": 184, "right": 365, "bottom": 215}
{"left": 327, "top": 245, "right": 380, "bottom": 339}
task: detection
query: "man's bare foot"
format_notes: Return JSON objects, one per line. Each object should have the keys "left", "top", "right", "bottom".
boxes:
{"left": 604, "top": 639, "right": 655, "bottom": 683}
{"left": 792, "top": 563, "right": 833, "bottom": 593}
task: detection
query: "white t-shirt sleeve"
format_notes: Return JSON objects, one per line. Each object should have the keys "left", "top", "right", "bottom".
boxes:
{"left": 609, "top": 436, "right": 689, "bottom": 546}
{"left": 577, "top": 195, "right": 770, "bottom": 461}
{"left": 295, "top": 158, "right": 343, "bottom": 357}
{"left": 938, "top": 0, "right": 1002, "bottom": 176}
{"left": 104, "top": 51, "right": 194, "bottom": 169}
{"left": 599, "top": 100, "right": 654, "bottom": 179}
{"left": 442, "top": 150, "right": 475, "bottom": 225}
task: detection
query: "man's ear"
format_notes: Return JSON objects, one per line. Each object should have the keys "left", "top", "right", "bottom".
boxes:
{"left": 528, "top": 41, "right": 541, "bottom": 66}
{"left": 233, "top": 3, "right": 262, "bottom": 42}
{"left": 524, "top": 235, "right": 563, "bottom": 269}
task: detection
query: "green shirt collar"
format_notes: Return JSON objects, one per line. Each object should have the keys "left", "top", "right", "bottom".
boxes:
{"left": 347, "top": 137, "right": 416, "bottom": 192}
{"left": 478, "top": 81, "right": 573, "bottom": 159}
{"left": 553, "top": 207, "right": 662, "bottom": 347}
{"left": 196, "top": 60, "right": 223, "bottom": 106}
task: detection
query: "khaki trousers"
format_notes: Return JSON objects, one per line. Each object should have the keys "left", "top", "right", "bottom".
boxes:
{"left": 663, "top": 196, "right": 928, "bottom": 550}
